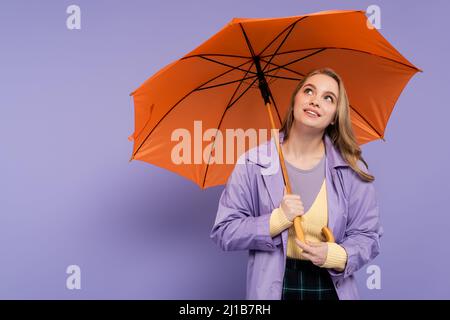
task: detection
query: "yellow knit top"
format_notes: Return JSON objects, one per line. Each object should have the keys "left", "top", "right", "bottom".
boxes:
{"left": 269, "top": 178, "right": 348, "bottom": 271}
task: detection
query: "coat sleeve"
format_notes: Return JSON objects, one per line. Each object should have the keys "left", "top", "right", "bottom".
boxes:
{"left": 210, "top": 157, "right": 280, "bottom": 252}
{"left": 329, "top": 164, "right": 383, "bottom": 279}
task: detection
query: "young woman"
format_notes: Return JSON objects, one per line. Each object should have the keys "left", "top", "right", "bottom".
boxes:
{"left": 210, "top": 68, "right": 383, "bottom": 300}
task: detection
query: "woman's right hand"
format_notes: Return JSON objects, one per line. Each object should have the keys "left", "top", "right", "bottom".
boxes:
{"left": 279, "top": 186, "right": 305, "bottom": 222}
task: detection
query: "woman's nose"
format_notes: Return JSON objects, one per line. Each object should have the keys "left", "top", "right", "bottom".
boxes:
{"left": 310, "top": 99, "right": 319, "bottom": 107}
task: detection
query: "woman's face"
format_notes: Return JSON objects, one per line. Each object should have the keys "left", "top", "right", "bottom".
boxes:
{"left": 292, "top": 73, "right": 339, "bottom": 132}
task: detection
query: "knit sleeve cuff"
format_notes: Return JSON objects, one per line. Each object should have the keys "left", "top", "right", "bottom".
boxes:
{"left": 321, "top": 242, "right": 348, "bottom": 271}
{"left": 269, "top": 207, "right": 293, "bottom": 238}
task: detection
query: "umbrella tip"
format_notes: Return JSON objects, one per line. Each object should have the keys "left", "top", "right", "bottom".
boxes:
{"left": 129, "top": 156, "right": 134, "bottom": 162}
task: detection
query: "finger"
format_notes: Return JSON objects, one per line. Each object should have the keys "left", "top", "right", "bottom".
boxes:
{"left": 290, "top": 206, "right": 303, "bottom": 213}
{"left": 295, "top": 239, "right": 312, "bottom": 252}
{"left": 300, "top": 252, "right": 314, "bottom": 261}
{"left": 285, "top": 203, "right": 301, "bottom": 212}
{"left": 285, "top": 201, "right": 301, "bottom": 209}
{"left": 286, "top": 199, "right": 302, "bottom": 207}
{"left": 293, "top": 209, "right": 304, "bottom": 217}
{"left": 291, "top": 208, "right": 303, "bottom": 215}
{"left": 284, "top": 194, "right": 301, "bottom": 200}
{"left": 307, "top": 241, "right": 326, "bottom": 247}
{"left": 288, "top": 193, "right": 301, "bottom": 198}
{"left": 286, "top": 200, "right": 303, "bottom": 209}
{"left": 286, "top": 202, "right": 302, "bottom": 209}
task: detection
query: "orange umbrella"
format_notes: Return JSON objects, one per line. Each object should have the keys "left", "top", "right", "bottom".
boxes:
{"left": 128, "top": 9, "right": 421, "bottom": 242}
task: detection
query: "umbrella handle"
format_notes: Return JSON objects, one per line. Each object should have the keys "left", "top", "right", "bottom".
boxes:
{"left": 322, "top": 226, "right": 335, "bottom": 243}
{"left": 293, "top": 216, "right": 305, "bottom": 243}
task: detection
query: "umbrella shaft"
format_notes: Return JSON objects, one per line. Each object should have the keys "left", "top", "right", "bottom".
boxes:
{"left": 265, "top": 101, "right": 306, "bottom": 242}
{"left": 253, "top": 56, "right": 271, "bottom": 105}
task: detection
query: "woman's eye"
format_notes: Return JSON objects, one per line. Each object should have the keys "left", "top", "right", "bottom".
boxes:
{"left": 304, "top": 88, "right": 313, "bottom": 95}
{"left": 325, "top": 95, "right": 334, "bottom": 103}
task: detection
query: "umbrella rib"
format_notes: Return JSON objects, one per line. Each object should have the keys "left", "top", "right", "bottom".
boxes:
{"left": 226, "top": 76, "right": 259, "bottom": 110}
{"left": 262, "top": 47, "right": 421, "bottom": 72}
{"left": 260, "top": 19, "right": 300, "bottom": 75}
{"left": 196, "top": 67, "right": 305, "bottom": 91}
{"left": 182, "top": 53, "right": 251, "bottom": 60}
{"left": 197, "top": 56, "right": 257, "bottom": 78}
{"left": 131, "top": 58, "right": 253, "bottom": 159}
{"left": 259, "top": 57, "right": 305, "bottom": 78}
{"left": 264, "top": 48, "right": 327, "bottom": 73}
{"left": 264, "top": 74, "right": 302, "bottom": 81}
{"left": 201, "top": 77, "right": 259, "bottom": 188}
{"left": 201, "top": 73, "right": 283, "bottom": 187}
{"left": 230, "top": 84, "right": 258, "bottom": 113}
{"left": 225, "top": 61, "right": 256, "bottom": 109}
{"left": 239, "top": 23, "right": 257, "bottom": 58}
{"left": 196, "top": 74, "right": 258, "bottom": 91}
{"left": 202, "top": 62, "right": 256, "bottom": 187}
{"left": 258, "top": 17, "right": 308, "bottom": 57}
{"left": 261, "top": 47, "right": 327, "bottom": 59}
{"left": 349, "top": 104, "right": 384, "bottom": 139}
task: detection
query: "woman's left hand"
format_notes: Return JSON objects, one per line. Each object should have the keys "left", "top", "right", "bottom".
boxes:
{"left": 295, "top": 239, "right": 328, "bottom": 267}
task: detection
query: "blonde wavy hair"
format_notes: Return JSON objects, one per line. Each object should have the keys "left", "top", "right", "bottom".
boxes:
{"left": 279, "top": 67, "right": 374, "bottom": 182}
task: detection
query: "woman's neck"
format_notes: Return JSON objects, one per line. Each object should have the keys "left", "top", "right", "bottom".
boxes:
{"left": 282, "top": 127, "right": 325, "bottom": 160}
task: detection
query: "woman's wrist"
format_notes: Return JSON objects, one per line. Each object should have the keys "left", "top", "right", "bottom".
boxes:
{"left": 321, "top": 242, "right": 348, "bottom": 271}
{"left": 269, "top": 207, "right": 293, "bottom": 237}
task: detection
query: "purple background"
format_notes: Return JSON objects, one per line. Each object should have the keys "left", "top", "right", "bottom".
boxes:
{"left": 0, "top": 0, "right": 448, "bottom": 299}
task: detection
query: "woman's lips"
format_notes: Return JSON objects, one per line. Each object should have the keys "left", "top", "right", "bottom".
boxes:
{"left": 304, "top": 110, "right": 320, "bottom": 118}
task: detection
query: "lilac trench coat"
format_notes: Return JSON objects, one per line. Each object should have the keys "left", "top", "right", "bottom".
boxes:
{"left": 210, "top": 132, "right": 383, "bottom": 300}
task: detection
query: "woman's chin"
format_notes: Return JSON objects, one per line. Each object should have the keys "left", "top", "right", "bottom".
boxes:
{"left": 297, "top": 118, "right": 323, "bottom": 129}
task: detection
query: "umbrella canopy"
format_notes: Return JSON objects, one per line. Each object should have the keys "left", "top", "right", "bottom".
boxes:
{"left": 129, "top": 9, "right": 420, "bottom": 189}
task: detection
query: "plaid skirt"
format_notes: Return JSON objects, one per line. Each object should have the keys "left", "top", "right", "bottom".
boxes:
{"left": 281, "top": 257, "right": 339, "bottom": 300}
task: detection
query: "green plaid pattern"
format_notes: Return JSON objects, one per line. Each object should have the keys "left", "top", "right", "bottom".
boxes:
{"left": 282, "top": 257, "right": 339, "bottom": 300}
